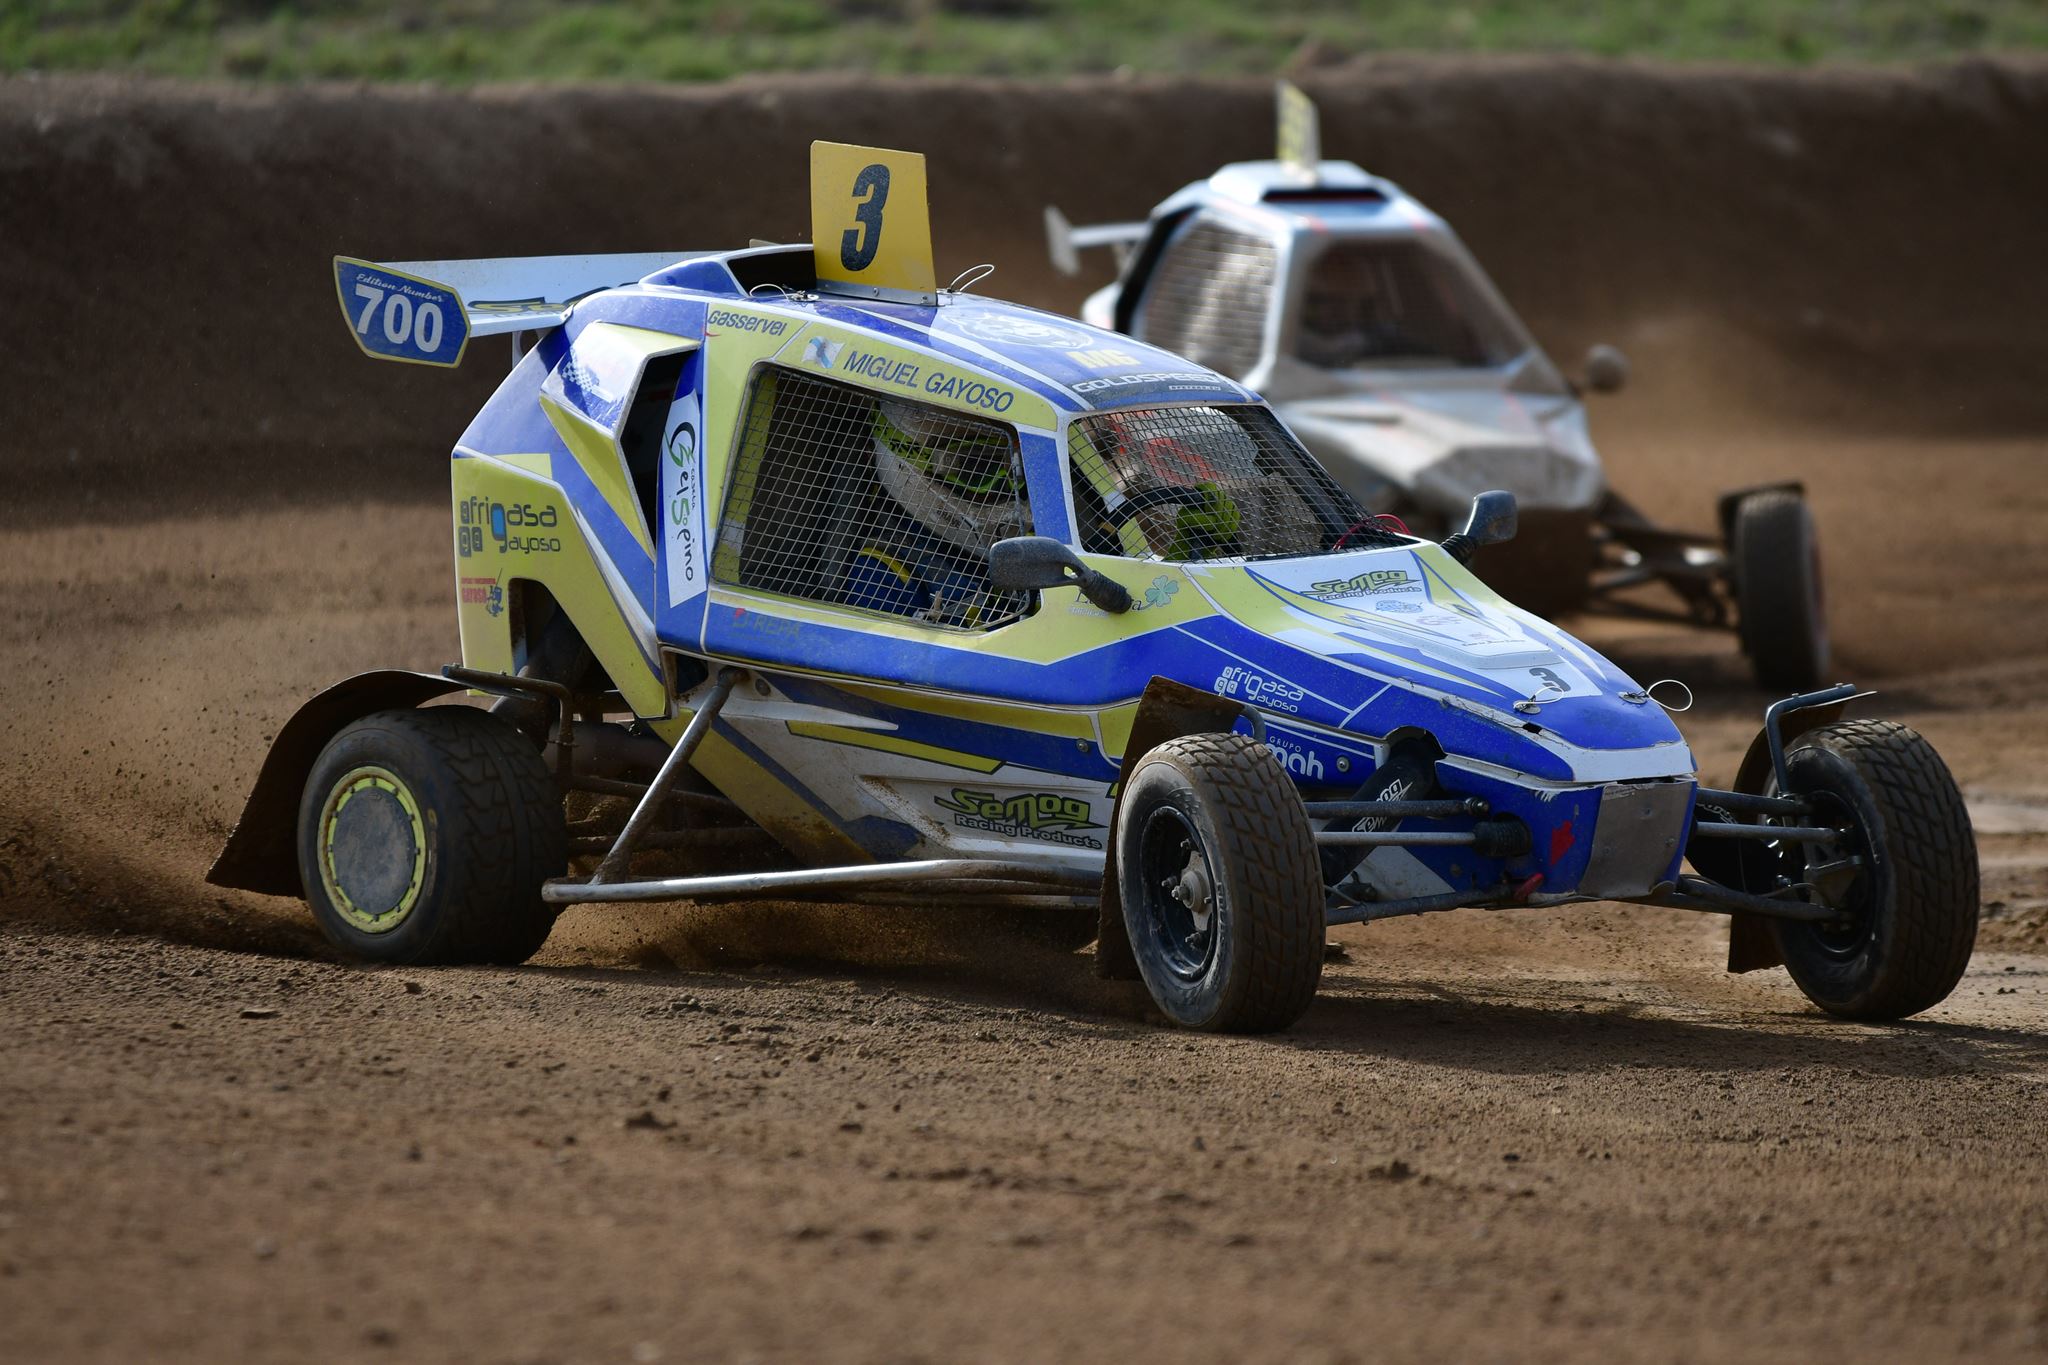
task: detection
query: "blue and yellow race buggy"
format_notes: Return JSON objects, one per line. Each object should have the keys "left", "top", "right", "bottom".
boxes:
{"left": 209, "top": 144, "right": 1978, "bottom": 1033}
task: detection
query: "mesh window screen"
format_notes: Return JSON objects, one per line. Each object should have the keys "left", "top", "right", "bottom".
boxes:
{"left": 712, "top": 366, "right": 1033, "bottom": 630}
{"left": 1137, "top": 220, "right": 1276, "bottom": 378}
{"left": 1296, "top": 240, "right": 1525, "bottom": 370}
{"left": 1067, "top": 404, "right": 1400, "bottom": 563}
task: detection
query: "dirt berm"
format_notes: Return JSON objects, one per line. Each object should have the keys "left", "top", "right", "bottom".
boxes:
{"left": 4, "top": 59, "right": 2048, "bottom": 519}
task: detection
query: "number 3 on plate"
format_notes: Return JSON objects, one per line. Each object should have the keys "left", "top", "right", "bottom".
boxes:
{"left": 809, "top": 141, "right": 936, "bottom": 302}
{"left": 840, "top": 164, "right": 890, "bottom": 272}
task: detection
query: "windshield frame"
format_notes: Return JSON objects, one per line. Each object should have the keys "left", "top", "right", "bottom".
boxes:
{"left": 1058, "top": 398, "right": 1405, "bottom": 566}
{"left": 1279, "top": 227, "right": 1542, "bottom": 377}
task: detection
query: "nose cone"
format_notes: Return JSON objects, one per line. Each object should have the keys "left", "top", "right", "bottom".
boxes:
{"left": 1411, "top": 437, "right": 1601, "bottom": 514}
{"left": 1277, "top": 388, "right": 1602, "bottom": 519}
{"left": 1188, "top": 544, "right": 1691, "bottom": 781}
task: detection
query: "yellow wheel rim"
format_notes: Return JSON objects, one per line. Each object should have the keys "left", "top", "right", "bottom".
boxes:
{"left": 316, "top": 765, "right": 428, "bottom": 934}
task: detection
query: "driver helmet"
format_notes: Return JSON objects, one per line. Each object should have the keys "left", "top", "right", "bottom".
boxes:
{"left": 872, "top": 399, "right": 1022, "bottom": 552}
{"left": 1071, "top": 412, "right": 1250, "bottom": 559}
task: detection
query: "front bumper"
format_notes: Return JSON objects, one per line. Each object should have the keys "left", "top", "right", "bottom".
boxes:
{"left": 1322, "top": 764, "right": 1697, "bottom": 912}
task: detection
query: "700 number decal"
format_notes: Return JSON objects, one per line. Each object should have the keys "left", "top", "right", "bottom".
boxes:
{"left": 353, "top": 281, "right": 446, "bottom": 353}
{"left": 332, "top": 258, "right": 469, "bottom": 367}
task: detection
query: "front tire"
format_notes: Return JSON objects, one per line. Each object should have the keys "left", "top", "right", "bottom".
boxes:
{"left": 297, "top": 706, "right": 566, "bottom": 965}
{"left": 1115, "top": 733, "right": 1324, "bottom": 1032}
{"left": 1770, "top": 720, "right": 1978, "bottom": 1020}
{"left": 1732, "top": 489, "right": 1829, "bottom": 690}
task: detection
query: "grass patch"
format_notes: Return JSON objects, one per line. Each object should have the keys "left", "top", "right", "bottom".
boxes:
{"left": 5, "top": 0, "right": 2046, "bottom": 81}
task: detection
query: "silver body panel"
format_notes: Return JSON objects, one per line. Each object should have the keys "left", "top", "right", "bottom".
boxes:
{"left": 1078, "top": 159, "right": 1605, "bottom": 527}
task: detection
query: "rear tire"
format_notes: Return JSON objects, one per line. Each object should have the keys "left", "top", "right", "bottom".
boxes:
{"left": 1769, "top": 720, "right": 1977, "bottom": 1020}
{"left": 297, "top": 706, "right": 566, "bottom": 965}
{"left": 1115, "top": 733, "right": 1323, "bottom": 1032}
{"left": 1732, "top": 489, "right": 1829, "bottom": 690}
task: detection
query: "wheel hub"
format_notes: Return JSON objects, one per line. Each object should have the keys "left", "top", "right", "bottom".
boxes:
{"left": 318, "top": 766, "right": 427, "bottom": 934}
{"left": 1168, "top": 842, "right": 1214, "bottom": 934}
{"left": 1773, "top": 789, "right": 1870, "bottom": 950}
{"left": 1138, "top": 810, "right": 1221, "bottom": 980}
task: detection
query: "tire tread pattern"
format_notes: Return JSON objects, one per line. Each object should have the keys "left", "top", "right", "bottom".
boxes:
{"left": 1733, "top": 489, "right": 1827, "bottom": 690}
{"left": 1139, "top": 733, "right": 1324, "bottom": 1032}
{"left": 308, "top": 707, "right": 564, "bottom": 966}
{"left": 1776, "top": 719, "right": 1977, "bottom": 1020}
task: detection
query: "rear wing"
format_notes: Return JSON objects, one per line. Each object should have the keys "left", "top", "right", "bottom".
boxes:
{"left": 333, "top": 252, "right": 698, "bottom": 367}
{"left": 1043, "top": 206, "right": 1146, "bottom": 277}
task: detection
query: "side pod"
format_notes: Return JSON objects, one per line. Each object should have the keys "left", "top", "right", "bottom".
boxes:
{"left": 206, "top": 671, "right": 467, "bottom": 897}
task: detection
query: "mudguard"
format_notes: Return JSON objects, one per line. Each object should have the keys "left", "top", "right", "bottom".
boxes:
{"left": 1709, "top": 695, "right": 1853, "bottom": 974}
{"left": 206, "top": 670, "right": 465, "bottom": 897}
{"left": 1094, "top": 677, "right": 1251, "bottom": 979}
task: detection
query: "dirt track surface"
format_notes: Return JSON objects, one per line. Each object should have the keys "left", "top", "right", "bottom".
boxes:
{"left": 6, "top": 913, "right": 2048, "bottom": 1365}
{"left": 5, "top": 67, "right": 2048, "bottom": 1363}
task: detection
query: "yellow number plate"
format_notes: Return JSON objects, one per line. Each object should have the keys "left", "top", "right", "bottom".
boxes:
{"left": 1276, "top": 80, "right": 1321, "bottom": 176}
{"left": 810, "top": 140, "right": 938, "bottom": 304}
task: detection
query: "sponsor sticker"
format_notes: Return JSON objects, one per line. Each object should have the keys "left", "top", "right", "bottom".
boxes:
{"left": 662, "top": 386, "right": 706, "bottom": 608}
{"left": 1307, "top": 567, "right": 1418, "bottom": 599}
{"left": 944, "top": 311, "right": 1095, "bottom": 350}
{"left": 1073, "top": 370, "right": 1220, "bottom": 395}
{"left": 936, "top": 789, "right": 1104, "bottom": 849}
{"left": 1261, "top": 732, "right": 1327, "bottom": 781}
{"left": 1069, "top": 346, "right": 1141, "bottom": 369}
{"left": 707, "top": 308, "right": 790, "bottom": 336}
{"left": 1213, "top": 665, "right": 1305, "bottom": 713}
{"left": 1127, "top": 575, "right": 1181, "bottom": 612}
{"left": 457, "top": 496, "right": 562, "bottom": 556}
{"left": 541, "top": 325, "right": 658, "bottom": 432}
{"left": 458, "top": 575, "right": 505, "bottom": 618}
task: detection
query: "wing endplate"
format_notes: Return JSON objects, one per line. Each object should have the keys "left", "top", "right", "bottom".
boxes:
{"left": 332, "top": 252, "right": 699, "bottom": 365}
{"left": 1043, "top": 205, "right": 1147, "bottom": 277}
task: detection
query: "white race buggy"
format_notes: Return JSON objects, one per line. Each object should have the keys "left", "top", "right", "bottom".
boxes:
{"left": 1048, "top": 84, "right": 1829, "bottom": 689}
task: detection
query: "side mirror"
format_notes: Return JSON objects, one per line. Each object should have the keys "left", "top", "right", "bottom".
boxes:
{"left": 1438, "top": 490, "right": 1519, "bottom": 566}
{"left": 990, "top": 536, "right": 1132, "bottom": 614}
{"left": 1581, "top": 343, "right": 1629, "bottom": 394}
